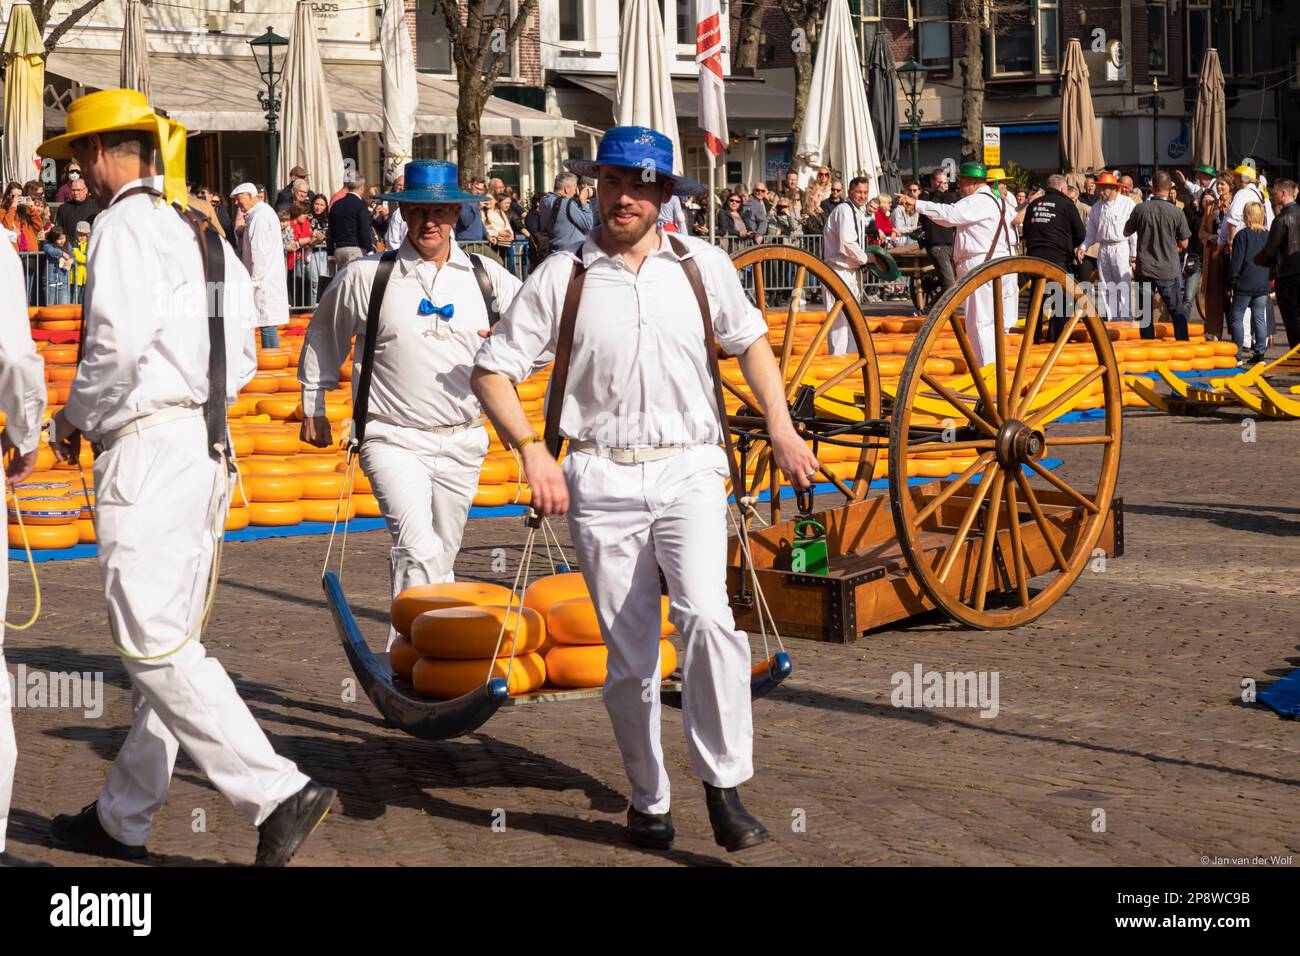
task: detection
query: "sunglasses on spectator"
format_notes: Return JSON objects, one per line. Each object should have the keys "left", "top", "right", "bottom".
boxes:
{"left": 831, "top": 187, "right": 843, "bottom": 193}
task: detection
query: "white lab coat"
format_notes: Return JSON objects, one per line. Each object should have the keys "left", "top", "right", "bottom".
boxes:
{"left": 0, "top": 242, "right": 48, "bottom": 856}
{"left": 240, "top": 200, "right": 290, "bottom": 329}
{"left": 822, "top": 201, "right": 873, "bottom": 354}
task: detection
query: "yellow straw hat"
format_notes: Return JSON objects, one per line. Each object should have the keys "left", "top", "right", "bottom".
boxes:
{"left": 38, "top": 88, "right": 188, "bottom": 209}
{"left": 1231, "top": 164, "right": 1258, "bottom": 182}
{"left": 986, "top": 167, "right": 1007, "bottom": 182}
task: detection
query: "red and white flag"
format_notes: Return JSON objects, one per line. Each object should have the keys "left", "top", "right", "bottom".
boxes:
{"left": 695, "top": 0, "right": 728, "bottom": 164}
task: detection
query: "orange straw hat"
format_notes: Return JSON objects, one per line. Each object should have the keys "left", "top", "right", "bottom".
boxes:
{"left": 1095, "top": 171, "right": 1120, "bottom": 187}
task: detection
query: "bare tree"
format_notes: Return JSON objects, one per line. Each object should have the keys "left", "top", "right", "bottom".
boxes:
{"left": 437, "top": 0, "right": 539, "bottom": 187}
{"left": 955, "top": 0, "right": 985, "bottom": 163}
{"left": 27, "top": 0, "right": 108, "bottom": 57}
{"left": 775, "top": 0, "right": 827, "bottom": 155}
{"left": 732, "top": 0, "right": 769, "bottom": 73}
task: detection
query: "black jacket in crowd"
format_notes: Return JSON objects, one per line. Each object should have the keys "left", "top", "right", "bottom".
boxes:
{"left": 1022, "top": 187, "right": 1086, "bottom": 265}
{"left": 919, "top": 187, "right": 957, "bottom": 247}
{"left": 327, "top": 192, "right": 374, "bottom": 255}
{"left": 1255, "top": 201, "right": 1300, "bottom": 279}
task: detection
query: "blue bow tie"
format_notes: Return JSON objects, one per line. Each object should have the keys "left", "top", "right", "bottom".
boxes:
{"left": 418, "top": 299, "right": 454, "bottom": 319}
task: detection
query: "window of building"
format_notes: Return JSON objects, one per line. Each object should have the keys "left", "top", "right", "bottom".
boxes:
{"left": 676, "top": 0, "right": 696, "bottom": 46}
{"left": 416, "top": 0, "right": 452, "bottom": 75}
{"left": 991, "top": 1, "right": 1058, "bottom": 78}
{"left": 1186, "top": 1, "right": 1211, "bottom": 78}
{"left": 850, "top": 0, "right": 883, "bottom": 68}
{"left": 482, "top": 0, "right": 516, "bottom": 80}
{"left": 1232, "top": 2, "right": 1253, "bottom": 78}
{"left": 915, "top": 0, "right": 951, "bottom": 72}
{"left": 558, "top": 0, "right": 584, "bottom": 43}
{"left": 488, "top": 141, "right": 521, "bottom": 192}
{"left": 1147, "top": 2, "right": 1168, "bottom": 76}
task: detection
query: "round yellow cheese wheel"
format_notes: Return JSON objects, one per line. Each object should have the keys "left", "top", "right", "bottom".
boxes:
{"left": 9, "top": 522, "right": 80, "bottom": 550}
{"left": 544, "top": 640, "right": 677, "bottom": 689}
{"left": 354, "top": 493, "right": 382, "bottom": 517}
{"left": 412, "top": 652, "right": 546, "bottom": 699}
{"left": 473, "top": 486, "right": 515, "bottom": 507}
{"left": 8, "top": 496, "right": 80, "bottom": 525}
{"left": 410, "top": 604, "right": 545, "bottom": 659}
{"left": 391, "top": 581, "right": 515, "bottom": 637}
{"left": 252, "top": 431, "right": 301, "bottom": 456}
{"left": 523, "top": 572, "right": 589, "bottom": 620}
{"left": 479, "top": 458, "right": 510, "bottom": 484}
{"left": 255, "top": 398, "right": 299, "bottom": 420}
{"left": 240, "top": 457, "right": 297, "bottom": 476}
{"left": 224, "top": 507, "right": 251, "bottom": 531}
{"left": 300, "top": 497, "right": 356, "bottom": 523}
{"left": 298, "top": 472, "right": 348, "bottom": 499}
{"left": 76, "top": 517, "right": 96, "bottom": 543}
{"left": 548, "top": 595, "right": 675, "bottom": 645}
{"left": 290, "top": 454, "right": 345, "bottom": 475}
{"left": 247, "top": 500, "right": 305, "bottom": 526}
{"left": 389, "top": 635, "right": 420, "bottom": 680}
{"left": 244, "top": 475, "right": 303, "bottom": 502}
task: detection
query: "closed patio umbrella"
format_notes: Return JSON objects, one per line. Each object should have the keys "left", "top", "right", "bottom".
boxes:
{"left": 119, "top": 0, "right": 151, "bottom": 100}
{"left": 278, "top": 0, "right": 345, "bottom": 198}
{"left": 865, "top": 29, "right": 901, "bottom": 196}
{"left": 2, "top": 2, "right": 45, "bottom": 185}
{"left": 1192, "top": 48, "right": 1228, "bottom": 174}
{"left": 615, "top": 0, "right": 683, "bottom": 175}
{"left": 380, "top": 0, "right": 415, "bottom": 187}
{"left": 1058, "top": 38, "right": 1104, "bottom": 194}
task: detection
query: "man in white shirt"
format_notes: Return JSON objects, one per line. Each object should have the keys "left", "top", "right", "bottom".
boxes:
{"left": 473, "top": 125, "right": 819, "bottom": 854}
{"left": 384, "top": 174, "right": 408, "bottom": 250}
{"left": 1077, "top": 171, "right": 1137, "bottom": 324}
{"left": 1173, "top": 163, "right": 1217, "bottom": 203}
{"left": 39, "top": 89, "right": 332, "bottom": 867}
{"left": 0, "top": 242, "right": 47, "bottom": 866}
{"left": 230, "top": 182, "right": 289, "bottom": 348}
{"left": 823, "top": 176, "right": 876, "bottom": 354}
{"left": 898, "top": 161, "right": 1019, "bottom": 366}
{"left": 299, "top": 160, "right": 521, "bottom": 644}
{"left": 1223, "top": 164, "right": 1274, "bottom": 247}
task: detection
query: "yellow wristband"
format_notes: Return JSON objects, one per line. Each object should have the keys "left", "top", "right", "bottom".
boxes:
{"left": 514, "top": 433, "right": 543, "bottom": 452}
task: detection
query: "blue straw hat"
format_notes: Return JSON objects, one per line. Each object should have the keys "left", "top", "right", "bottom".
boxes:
{"left": 564, "top": 126, "right": 706, "bottom": 197}
{"left": 375, "top": 159, "right": 481, "bottom": 204}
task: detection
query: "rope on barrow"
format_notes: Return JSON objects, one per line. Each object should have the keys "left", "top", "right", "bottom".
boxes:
{"left": 1, "top": 493, "right": 42, "bottom": 631}
{"left": 728, "top": 493, "right": 786, "bottom": 666}
{"left": 321, "top": 441, "right": 360, "bottom": 582}
{"left": 485, "top": 516, "right": 539, "bottom": 689}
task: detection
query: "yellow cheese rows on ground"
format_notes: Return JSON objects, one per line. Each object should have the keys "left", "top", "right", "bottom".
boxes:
{"left": 386, "top": 575, "right": 677, "bottom": 699}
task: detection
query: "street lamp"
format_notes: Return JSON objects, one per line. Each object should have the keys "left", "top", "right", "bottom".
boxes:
{"left": 249, "top": 25, "right": 289, "bottom": 197}
{"left": 897, "top": 59, "right": 930, "bottom": 182}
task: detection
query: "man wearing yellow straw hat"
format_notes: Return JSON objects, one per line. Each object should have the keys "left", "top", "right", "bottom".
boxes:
{"left": 0, "top": 241, "right": 48, "bottom": 866}
{"left": 39, "top": 89, "right": 335, "bottom": 867}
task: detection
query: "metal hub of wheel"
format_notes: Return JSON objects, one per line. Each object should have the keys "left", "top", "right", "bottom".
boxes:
{"left": 994, "top": 418, "right": 1046, "bottom": 470}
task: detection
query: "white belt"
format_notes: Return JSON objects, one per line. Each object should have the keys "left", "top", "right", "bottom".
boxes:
{"left": 100, "top": 405, "right": 204, "bottom": 451}
{"left": 1099, "top": 238, "right": 1128, "bottom": 245}
{"left": 567, "top": 440, "right": 702, "bottom": 464}
{"left": 417, "top": 417, "right": 482, "bottom": 436}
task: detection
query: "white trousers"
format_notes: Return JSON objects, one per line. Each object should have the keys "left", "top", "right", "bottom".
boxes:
{"left": 1096, "top": 243, "right": 1133, "bottom": 323}
{"left": 359, "top": 421, "right": 487, "bottom": 647}
{"left": 564, "top": 444, "right": 753, "bottom": 815}
{"left": 0, "top": 513, "right": 13, "bottom": 855}
{"left": 826, "top": 266, "right": 862, "bottom": 355}
{"left": 94, "top": 416, "right": 307, "bottom": 846}
{"left": 955, "top": 259, "right": 1019, "bottom": 368}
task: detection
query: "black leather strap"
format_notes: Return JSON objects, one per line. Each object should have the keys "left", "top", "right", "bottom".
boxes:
{"left": 174, "top": 202, "right": 229, "bottom": 460}
{"left": 349, "top": 249, "right": 399, "bottom": 447}
{"left": 469, "top": 253, "right": 500, "bottom": 326}
{"left": 542, "top": 259, "right": 587, "bottom": 459}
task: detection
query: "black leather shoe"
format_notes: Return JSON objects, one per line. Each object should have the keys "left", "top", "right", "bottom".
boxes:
{"left": 255, "top": 781, "right": 336, "bottom": 867}
{"left": 0, "top": 852, "right": 52, "bottom": 867}
{"left": 49, "top": 802, "right": 147, "bottom": 861}
{"left": 626, "top": 807, "right": 675, "bottom": 850}
{"left": 704, "top": 783, "right": 770, "bottom": 852}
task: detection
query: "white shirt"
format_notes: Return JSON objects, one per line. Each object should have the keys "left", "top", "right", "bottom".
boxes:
{"left": 1080, "top": 194, "right": 1138, "bottom": 257}
{"left": 241, "top": 200, "right": 290, "bottom": 328}
{"left": 915, "top": 184, "right": 1019, "bottom": 265}
{"left": 475, "top": 229, "right": 766, "bottom": 448}
{"left": 823, "top": 201, "right": 872, "bottom": 270}
{"left": 0, "top": 242, "right": 47, "bottom": 454}
{"left": 385, "top": 206, "right": 408, "bottom": 249}
{"left": 299, "top": 237, "right": 521, "bottom": 427}
{"left": 657, "top": 195, "right": 687, "bottom": 233}
{"left": 65, "top": 177, "right": 257, "bottom": 441}
{"left": 1224, "top": 182, "right": 1274, "bottom": 240}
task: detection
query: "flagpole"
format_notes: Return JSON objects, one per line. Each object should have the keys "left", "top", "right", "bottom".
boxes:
{"left": 708, "top": 157, "right": 716, "bottom": 243}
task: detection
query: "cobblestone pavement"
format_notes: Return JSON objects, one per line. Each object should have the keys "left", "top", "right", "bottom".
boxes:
{"left": 5, "top": 400, "right": 1299, "bottom": 867}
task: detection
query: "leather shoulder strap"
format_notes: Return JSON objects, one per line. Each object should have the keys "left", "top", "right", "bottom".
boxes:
{"left": 668, "top": 235, "right": 743, "bottom": 498}
{"left": 469, "top": 253, "right": 500, "bottom": 326}
{"left": 350, "top": 250, "right": 399, "bottom": 447}
{"left": 983, "top": 191, "right": 1011, "bottom": 263}
{"left": 175, "top": 204, "right": 230, "bottom": 461}
{"left": 542, "top": 258, "right": 587, "bottom": 458}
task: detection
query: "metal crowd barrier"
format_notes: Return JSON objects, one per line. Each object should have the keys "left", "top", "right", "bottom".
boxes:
{"left": 18, "top": 250, "right": 86, "bottom": 308}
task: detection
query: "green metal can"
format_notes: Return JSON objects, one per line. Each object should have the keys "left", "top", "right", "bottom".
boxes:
{"left": 791, "top": 519, "right": 829, "bottom": 575}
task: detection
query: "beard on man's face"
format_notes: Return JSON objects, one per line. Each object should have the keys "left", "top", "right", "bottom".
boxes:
{"left": 600, "top": 199, "right": 659, "bottom": 245}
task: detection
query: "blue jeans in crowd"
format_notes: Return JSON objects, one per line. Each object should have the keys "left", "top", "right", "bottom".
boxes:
{"left": 1137, "top": 277, "right": 1189, "bottom": 341}
{"left": 260, "top": 326, "right": 280, "bottom": 349}
{"left": 44, "top": 270, "right": 69, "bottom": 305}
{"left": 1182, "top": 268, "right": 1201, "bottom": 320}
{"left": 1228, "top": 292, "right": 1270, "bottom": 360}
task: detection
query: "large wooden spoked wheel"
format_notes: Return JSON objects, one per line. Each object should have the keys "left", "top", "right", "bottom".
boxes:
{"left": 888, "top": 257, "right": 1122, "bottom": 629}
{"left": 728, "top": 244, "right": 881, "bottom": 524}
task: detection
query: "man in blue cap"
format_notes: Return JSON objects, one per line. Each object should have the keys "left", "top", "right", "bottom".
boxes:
{"left": 473, "top": 126, "right": 818, "bottom": 853}
{"left": 299, "top": 160, "right": 522, "bottom": 642}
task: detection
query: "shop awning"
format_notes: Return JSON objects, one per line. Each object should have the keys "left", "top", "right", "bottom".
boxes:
{"left": 560, "top": 72, "right": 791, "bottom": 124}
{"left": 45, "top": 50, "right": 574, "bottom": 139}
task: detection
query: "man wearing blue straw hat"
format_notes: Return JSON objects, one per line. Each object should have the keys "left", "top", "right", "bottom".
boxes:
{"left": 299, "top": 160, "right": 521, "bottom": 642}
{"left": 473, "top": 126, "right": 818, "bottom": 853}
